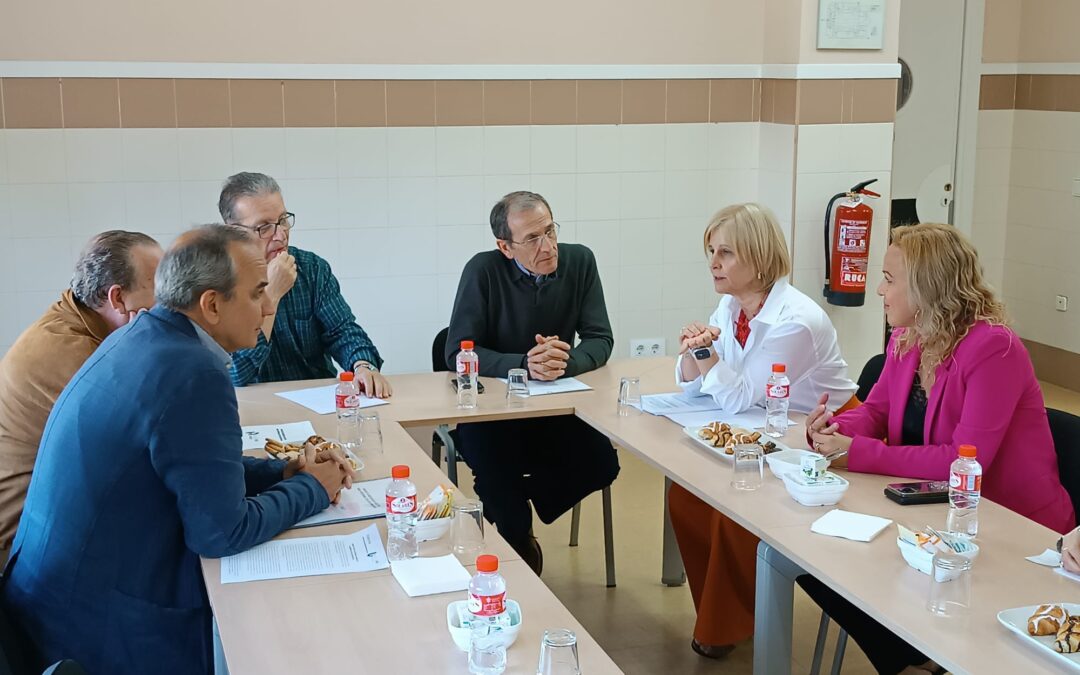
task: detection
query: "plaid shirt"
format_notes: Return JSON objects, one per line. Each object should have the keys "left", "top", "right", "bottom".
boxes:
{"left": 229, "top": 247, "right": 383, "bottom": 386}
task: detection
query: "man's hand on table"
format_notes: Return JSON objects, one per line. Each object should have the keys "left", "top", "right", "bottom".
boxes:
{"left": 527, "top": 334, "right": 570, "bottom": 381}
{"left": 354, "top": 363, "right": 392, "bottom": 399}
{"left": 1062, "top": 527, "right": 1080, "bottom": 573}
{"left": 284, "top": 442, "right": 355, "bottom": 503}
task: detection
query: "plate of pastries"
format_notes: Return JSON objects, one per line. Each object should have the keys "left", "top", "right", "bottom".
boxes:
{"left": 996, "top": 602, "right": 1080, "bottom": 670}
{"left": 265, "top": 435, "right": 361, "bottom": 471}
{"left": 682, "top": 421, "right": 787, "bottom": 459}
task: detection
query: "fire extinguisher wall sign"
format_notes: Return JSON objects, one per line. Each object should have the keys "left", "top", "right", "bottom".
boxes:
{"left": 823, "top": 179, "right": 879, "bottom": 307}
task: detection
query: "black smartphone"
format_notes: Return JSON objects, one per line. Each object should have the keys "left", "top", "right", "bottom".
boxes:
{"left": 884, "top": 481, "right": 951, "bottom": 505}
{"left": 449, "top": 376, "right": 484, "bottom": 394}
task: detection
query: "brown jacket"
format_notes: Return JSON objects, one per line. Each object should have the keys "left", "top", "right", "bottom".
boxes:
{"left": 0, "top": 290, "right": 110, "bottom": 548}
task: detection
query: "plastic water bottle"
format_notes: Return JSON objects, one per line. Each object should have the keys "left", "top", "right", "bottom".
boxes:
{"left": 945, "top": 444, "right": 982, "bottom": 539}
{"left": 468, "top": 554, "right": 509, "bottom": 674}
{"left": 764, "top": 363, "right": 790, "bottom": 438}
{"left": 385, "top": 465, "right": 418, "bottom": 560}
{"left": 335, "top": 371, "right": 361, "bottom": 453}
{"left": 457, "top": 340, "right": 479, "bottom": 410}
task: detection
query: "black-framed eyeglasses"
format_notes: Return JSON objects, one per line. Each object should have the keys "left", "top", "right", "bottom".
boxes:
{"left": 239, "top": 212, "right": 295, "bottom": 240}
{"left": 507, "top": 222, "right": 559, "bottom": 250}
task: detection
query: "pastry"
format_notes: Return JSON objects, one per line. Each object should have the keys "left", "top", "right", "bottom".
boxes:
{"left": 1027, "top": 604, "right": 1069, "bottom": 636}
{"left": 1054, "top": 616, "right": 1080, "bottom": 653}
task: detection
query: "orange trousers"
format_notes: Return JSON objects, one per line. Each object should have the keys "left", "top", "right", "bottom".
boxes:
{"left": 670, "top": 395, "right": 861, "bottom": 646}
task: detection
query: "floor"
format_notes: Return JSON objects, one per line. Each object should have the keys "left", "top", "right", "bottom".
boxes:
{"left": 410, "top": 382, "right": 1080, "bottom": 674}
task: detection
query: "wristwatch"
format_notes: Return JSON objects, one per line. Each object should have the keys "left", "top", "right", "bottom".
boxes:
{"left": 692, "top": 346, "right": 713, "bottom": 361}
{"left": 356, "top": 362, "right": 379, "bottom": 372}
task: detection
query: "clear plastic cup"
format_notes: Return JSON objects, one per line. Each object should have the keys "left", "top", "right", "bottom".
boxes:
{"left": 927, "top": 551, "right": 972, "bottom": 617}
{"left": 617, "top": 377, "right": 641, "bottom": 417}
{"left": 536, "top": 628, "right": 580, "bottom": 675}
{"left": 451, "top": 499, "right": 485, "bottom": 560}
{"left": 731, "top": 444, "right": 763, "bottom": 490}
{"left": 506, "top": 368, "right": 530, "bottom": 408}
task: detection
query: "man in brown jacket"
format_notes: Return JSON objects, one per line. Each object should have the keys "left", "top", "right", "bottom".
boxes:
{"left": 0, "top": 230, "right": 161, "bottom": 556}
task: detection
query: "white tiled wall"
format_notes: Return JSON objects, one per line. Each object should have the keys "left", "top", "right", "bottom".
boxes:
{"left": 996, "top": 110, "right": 1080, "bottom": 353}
{"left": 791, "top": 123, "right": 895, "bottom": 377}
{"left": 0, "top": 123, "right": 761, "bottom": 372}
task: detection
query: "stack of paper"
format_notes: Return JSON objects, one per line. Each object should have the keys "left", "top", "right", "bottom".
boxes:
{"left": 220, "top": 524, "right": 388, "bottom": 584}
{"left": 637, "top": 392, "right": 765, "bottom": 429}
{"left": 810, "top": 509, "right": 893, "bottom": 542}
{"left": 275, "top": 384, "right": 390, "bottom": 415}
{"left": 290, "top": 477, "right": 392, "bottom": 529}
{"left": 495, "top": 376, "right": 592, "bottom": 396}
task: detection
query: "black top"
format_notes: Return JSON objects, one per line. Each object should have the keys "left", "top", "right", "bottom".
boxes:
{"left": 445, "top": 243, "right": 613, "bottom": 378}
{"left": 901, "top": 372, "right": 928, "bottom": 445}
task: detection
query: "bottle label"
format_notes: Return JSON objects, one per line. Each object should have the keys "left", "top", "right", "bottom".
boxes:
{"left": 336, "top": 393, "right": 360, "bottom": 409}
{"left": 766, "top": 383, "right": 789, "bottom": 399}
{"left": 457, "top": 359, "right": 477, "bottom": 376}
{"left": 467, "top": 591, "right": 506, "bottom": 616}
{"left": 949, "top": 471, "right": 981, "bottom": 492}
{"left": 385, "top": 494, "right": 416, "bottom": 515}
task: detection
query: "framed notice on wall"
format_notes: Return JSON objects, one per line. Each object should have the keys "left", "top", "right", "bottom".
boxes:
{"left": 817, "top": 0, "right": 886, "bottom": 50}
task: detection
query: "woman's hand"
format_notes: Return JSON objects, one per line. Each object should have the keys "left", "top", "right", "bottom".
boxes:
{"left": 809, "top": 430, "right": 852, "bottom": 468}
{"left": 1063, "top": 527, "right": 1080, "bottom": 574}
{"left": 805, "top": 393, "right": 836, "bottom": 437}
{"left": 678, "top": 322, "right": 710, "bottom": 354}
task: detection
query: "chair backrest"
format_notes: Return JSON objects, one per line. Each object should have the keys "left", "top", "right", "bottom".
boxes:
{"left": 432, "top": 327, "right": 450, "bottom": 373}
{"left": 855, "top": 353, "right": 887, "bottom": 403}
{"left": 1048, "top": 407, "right": 1080, "bottom": 518}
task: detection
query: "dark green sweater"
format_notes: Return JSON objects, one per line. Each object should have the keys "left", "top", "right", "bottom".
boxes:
{"left": 445, "top": 243, "right": 613, "bottom": 378}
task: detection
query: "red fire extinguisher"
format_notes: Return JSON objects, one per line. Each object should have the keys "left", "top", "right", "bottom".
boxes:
{"left": 823, "top": 179, "right": 880, "bottom": 307}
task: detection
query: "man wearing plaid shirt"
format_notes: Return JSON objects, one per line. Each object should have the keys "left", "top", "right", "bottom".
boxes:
{"left": 217, "top": 172, "right": 391, "bottom": 396}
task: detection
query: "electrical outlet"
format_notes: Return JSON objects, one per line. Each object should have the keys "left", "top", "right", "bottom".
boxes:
{"left": 630, "top": 338, "right": 666, "bottom": 358}
{"left": 1056, "top": 295, "right": 1069, "bottom": 312}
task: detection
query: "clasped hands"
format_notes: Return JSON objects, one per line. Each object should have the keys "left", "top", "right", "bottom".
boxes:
{"left": 805, "top": 393, "right": 852, "bottom": 467}
{"left": 283, "top": 442, "right": 355, "bottom": 503}
{"left": 527, "top": 334, "right": 570, "bottom": 381}
{"left": 678, "top": 322, "right": 720, "bottom": 354}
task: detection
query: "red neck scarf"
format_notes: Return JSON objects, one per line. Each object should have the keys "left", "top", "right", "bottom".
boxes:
{"left": 734, "top": 296, "right": 767, "bottom": 349}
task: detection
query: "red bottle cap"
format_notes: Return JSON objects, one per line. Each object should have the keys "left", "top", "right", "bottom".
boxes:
{"left": 391, "top": 465, "right": 410, "bottom": 479}
{"left": 958, "top": 444, "right": 977, "bottom": 458}
{"left": 476, "top": 554, "right": 499, "bottom": 572}
{"left": 772, "top": 363, "right": 786, "bottom": 373}
{"left": 339, "top": 371, "right": 354, "bottom": 381}
{"left": 461, "top": 340, "right": 475, "bottom": 350}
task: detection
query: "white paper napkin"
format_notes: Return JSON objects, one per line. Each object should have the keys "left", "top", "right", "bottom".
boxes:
{"left": 810, "top": 509, "right": 893, "bottom": 542}
{"left": 1026, "top": 548, "right": 1062, "bottom": 567}
{"left": 390, "top": 554, "right": 471, "bottom": 597}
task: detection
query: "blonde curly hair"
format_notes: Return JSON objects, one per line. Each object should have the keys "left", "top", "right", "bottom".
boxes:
{"left": 890, "top": 223, "right": 1007, "bottom": 388}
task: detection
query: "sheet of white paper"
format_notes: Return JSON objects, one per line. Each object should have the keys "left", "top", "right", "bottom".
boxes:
{"left": 290, "top": 477, "right": 392, "bottom": 529}
{"left": 640, "top": 393, "right": 722, "bottom": 415}
{"left": 810, "top": 509, "right": 893, "bottom": 543}
{"left": 496, "top": 377, "right": 592, "bottom": 396}
{"left": 1054, "top": 566, "right": 1080, "bottom": 584}
{"left": 390, "top": 554, "right": 472, "bottom": 597}
{"left": 220, "top": 523, "right": 388, "bottom": 584}
{"left": 240, "top": 421, "right": 318, "bottom": 450}
{"left": 664, "top": 408, "right": 766, "bottom": 430}
{"left": 275, "top": 384, "right": 389, "bottom": 415}
{"left": 1026, "top": 548, "right": 1063, "bottom": 567}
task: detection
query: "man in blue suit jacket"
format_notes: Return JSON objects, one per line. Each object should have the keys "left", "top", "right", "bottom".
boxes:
{"left": 2, "top": 225, "right": 351, "bottom": 674}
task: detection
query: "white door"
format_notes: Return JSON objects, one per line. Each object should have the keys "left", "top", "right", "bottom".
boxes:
{"left": 892, "top": 0, "right": 966, "bottom": 224}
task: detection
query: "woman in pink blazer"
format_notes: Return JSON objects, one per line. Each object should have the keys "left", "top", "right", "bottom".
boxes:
{"left": 802, "top": 223, "right": 1074, "bottom": 675}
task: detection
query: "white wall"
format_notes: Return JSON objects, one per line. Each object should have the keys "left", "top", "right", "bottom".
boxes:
{"left": 0, "top": 123, "right": 761, "bottom": 374}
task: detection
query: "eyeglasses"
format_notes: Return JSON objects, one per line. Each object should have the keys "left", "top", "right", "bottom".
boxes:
{"left": 507, "top": 222, "right": 559, "bottom": 250}
{"left": 238, "top": 212, "right": 295, "bottom": 240}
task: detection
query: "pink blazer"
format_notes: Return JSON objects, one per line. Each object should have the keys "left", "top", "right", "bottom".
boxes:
{"left": 834, "top": 322, "right": 1075, "bottom": 534}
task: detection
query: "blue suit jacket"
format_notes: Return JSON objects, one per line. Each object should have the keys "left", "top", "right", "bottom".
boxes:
{"left": 2, "top": 306, "right": 329, "bottom": 674}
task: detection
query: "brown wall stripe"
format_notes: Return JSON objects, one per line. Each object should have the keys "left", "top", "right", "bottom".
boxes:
{"left": 0, "top": 77, "right": 899, "bottom": 129}
{"left": 979, "top": 73, "right": 1080, "bottom": 112}
{"left": 1023, "top": 339, "right": 1080, "bottom": 392}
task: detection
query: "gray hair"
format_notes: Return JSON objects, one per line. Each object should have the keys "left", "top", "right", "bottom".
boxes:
{"left": 71, "top": 230, "right": 160, "bottom": 309}
{"left": 218, "top": 172, "right": 282, "bottom": 223}
{"left": 155, "top": 225, "right": 256, "bottom": 310}
{"left": 489, "top": 191, "right": 552, "bottom": 240}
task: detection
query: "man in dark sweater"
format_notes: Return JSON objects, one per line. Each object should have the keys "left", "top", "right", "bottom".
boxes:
{"left": 445, "top": 191, "right": 620, "bottom": 573}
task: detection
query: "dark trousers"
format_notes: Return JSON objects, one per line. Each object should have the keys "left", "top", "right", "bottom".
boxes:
{"left": 456, "top": 415, "right": 620, "bottom": 554}
{"left": 797, "top": 575, "right": 930, "bottom": 675}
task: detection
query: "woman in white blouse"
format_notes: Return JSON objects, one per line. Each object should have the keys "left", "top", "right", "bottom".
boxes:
{"left": 671, "top": 202, "right": 858, "bottom": 659}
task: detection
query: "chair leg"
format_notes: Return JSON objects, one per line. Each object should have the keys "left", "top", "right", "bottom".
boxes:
{"left": 602, "top": 485, "right": 616, "bottom": 588}
{"left": 430, "top": 428, "right": 444, "bottom": 467}
{"left": 434, "top": 424, "right": 458, "bottom": 486}
{"left": 568, "top": 502, "right": 581, "bottom": 547}
{"left": 810, "top": 610, "right": 830, "bottom": 675}
{"left": 830, "top": 628, "right": 848, "bottom": 675}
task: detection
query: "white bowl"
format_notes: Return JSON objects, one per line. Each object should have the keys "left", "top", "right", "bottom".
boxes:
{"left": 446, "top": 599, "right": 523, "bottom": 651}
{"left": 896, "top": 537, "right": 979, "bottom": 576}
{"left": 766, "top": 449, "right": 817, "bottom": 479}
{"left": 415, "top": 516, "right": 452, "bottom": 542}
{"left": 780, "top": 471, "right": 849, "bottom": 506}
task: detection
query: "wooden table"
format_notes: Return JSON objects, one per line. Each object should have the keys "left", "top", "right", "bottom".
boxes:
{"left": 208, "top": 358, "right": 1075, "bottom": 675}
